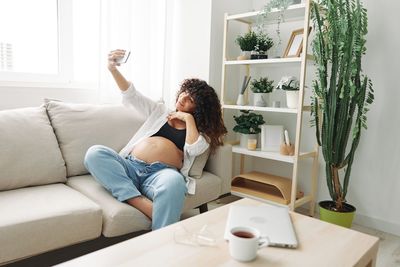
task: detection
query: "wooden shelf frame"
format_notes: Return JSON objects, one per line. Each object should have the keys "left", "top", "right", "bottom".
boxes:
{"left": 220, "top": 0, "right": 319, "bottom": 216}
{"left": 226, "top": 3, "right": 306, "bottom": 24}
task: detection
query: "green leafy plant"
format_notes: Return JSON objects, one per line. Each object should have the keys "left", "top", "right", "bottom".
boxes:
{"left": 250, "top": 77, "right": 274, "bottom": 93}
{"left": 255, "top": 33, "right": 274, "bottom": 54}
{"left": 235, "top": 31, "right": 257, "bottom": 52}
{"left": 310, "top": 0, "right": 374, "bottom": 211}
{"left": 276, "top": 76, "right": 300, "bottom": 91}
{"left": 233, "top": 110, "right": 265, "bottom": 134}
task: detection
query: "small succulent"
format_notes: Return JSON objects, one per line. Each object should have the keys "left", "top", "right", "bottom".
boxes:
{"left": 250, "top": 77, "right": 274, "bottom": 93}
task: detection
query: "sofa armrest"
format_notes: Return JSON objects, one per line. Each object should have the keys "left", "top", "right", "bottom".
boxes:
{"left": 204, "top": 144, "right": 232, "bottom": 195}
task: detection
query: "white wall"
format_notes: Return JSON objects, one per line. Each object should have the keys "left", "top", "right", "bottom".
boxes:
{"left": 347, "top": 0, "right": 400, "bottom": 236}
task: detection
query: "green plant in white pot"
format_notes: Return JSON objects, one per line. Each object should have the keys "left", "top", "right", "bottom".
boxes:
{"left": 235, "top": 31, "right": 257, "bottom": 60}
{"left": 250, "top": 77, "right": 274, "bottom": 107}
{"left": 276, "top": 76, "right": 300, "bottom": 108}
{"left": 251, "top": 32, "right": 274, "bottom": 59}
{"left": 310, "top": 0, "right": 374, "bottom": 227}
{"left": 233, "top": 110, "right": 265, "bottom": 148}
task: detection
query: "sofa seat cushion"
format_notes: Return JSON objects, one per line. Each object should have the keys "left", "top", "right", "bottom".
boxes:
{"left": 0, "top": 184, "right": 102, "bottom": 264}
{"left": 0, "top": 106, "right": 66, "bottom": 191}
{"left": 45, "top": 101, "right": 145, "bottom": 177}
{"left": 67, "top": 173, "right": 222, "bottom": 237}
{"left": 67, "top": 175, "right": 151, "bottom": 237}
{"left": 183, "top": 171, "right": 222, "bottom": 211}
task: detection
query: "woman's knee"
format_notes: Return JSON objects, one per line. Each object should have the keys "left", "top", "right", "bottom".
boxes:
{"left": 84, "top": 145, "right": 115, "bottom": 168}
{"left": 157, "top": 170, "right": 187, "bottom": 196}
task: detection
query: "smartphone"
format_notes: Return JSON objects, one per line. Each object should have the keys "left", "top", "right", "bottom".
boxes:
{"left": 116, "top": 51, "right": 131, "bottom": 64}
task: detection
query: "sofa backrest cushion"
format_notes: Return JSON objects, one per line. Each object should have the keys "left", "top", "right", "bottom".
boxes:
{"left": 0, "top": 106, "right": 67, "bottom": 190}
{"left": 45, "top": 101, "right": 145, "bottom": 177}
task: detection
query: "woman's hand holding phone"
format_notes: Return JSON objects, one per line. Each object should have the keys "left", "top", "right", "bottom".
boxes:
{"left": 108, "top": 49, "right": 130, "bottom": 71}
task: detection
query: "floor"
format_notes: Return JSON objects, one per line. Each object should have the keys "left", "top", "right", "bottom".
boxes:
{"left": 182, "top": 195, "right": 400, "bottom": 267}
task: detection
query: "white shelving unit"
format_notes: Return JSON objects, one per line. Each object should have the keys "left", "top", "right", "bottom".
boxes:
{"left": 220, "top": 0, "right": 319, "bottom": 214}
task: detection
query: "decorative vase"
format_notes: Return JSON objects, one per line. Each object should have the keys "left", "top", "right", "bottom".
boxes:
{"left": 237, "top": 51, "right": 251, "bottom": 60}
{"left": 319, "top": 201, "right": 356, "bottom": 228}
{"left": 236, "top": 94, "right": 247, "bottom": 106}
{"left": 253, "top": 93, "right": 269, "bottom": 107}
{"left": 240, "top": 133, "right": 258, "bottom": 148}
{"left": 285, "top": 90, "right": 299, "bottom": 109}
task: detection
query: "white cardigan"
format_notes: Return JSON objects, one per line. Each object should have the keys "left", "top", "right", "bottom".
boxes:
{"left": 119, "top": 83, "right": 209, "bottom": 194}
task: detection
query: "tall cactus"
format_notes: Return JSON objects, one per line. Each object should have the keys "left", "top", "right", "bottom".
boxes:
{"left": 310, "top": 0, "right": 374, "bottom": 211}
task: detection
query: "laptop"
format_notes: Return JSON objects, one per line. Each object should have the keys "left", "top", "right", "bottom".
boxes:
{"left": 224, "top": 203, "right": 298, "bottom": 248}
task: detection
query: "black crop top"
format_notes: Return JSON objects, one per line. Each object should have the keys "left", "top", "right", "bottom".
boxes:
{"left": 152, "top": 122, "right": 186, "bottom": 151}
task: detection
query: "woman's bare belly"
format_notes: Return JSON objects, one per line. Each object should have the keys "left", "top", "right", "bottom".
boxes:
{"left": 131, "top": 136, "right": 183, "bottom": 169}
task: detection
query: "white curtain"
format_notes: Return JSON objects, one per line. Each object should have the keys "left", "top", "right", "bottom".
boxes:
{"left": 98, "top": 0, "right": 167, "bottom": 104}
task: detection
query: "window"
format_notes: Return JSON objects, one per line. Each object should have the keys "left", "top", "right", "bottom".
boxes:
{"left": 0, "top": 0, "right": 70, "bottom": 82}
{"left": 0, "top": 0, "right": 166, "bottom": 102}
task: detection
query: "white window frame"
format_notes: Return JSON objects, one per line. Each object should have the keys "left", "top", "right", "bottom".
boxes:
{"left": 0, "top": 0, "right": 74, "bottom": 87}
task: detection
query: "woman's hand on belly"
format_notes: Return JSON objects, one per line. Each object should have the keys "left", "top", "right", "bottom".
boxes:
{"left": 131, "top": 137, "right": 184, "bottom": 169}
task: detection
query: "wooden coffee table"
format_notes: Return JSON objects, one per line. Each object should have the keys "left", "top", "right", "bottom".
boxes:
{"left": 58, "top": 198, "right": 379, "bottom": 267}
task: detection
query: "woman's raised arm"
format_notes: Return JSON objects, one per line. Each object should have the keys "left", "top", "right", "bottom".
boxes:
{"left": 108, "top": 49, "right": 130, "bottom": 91}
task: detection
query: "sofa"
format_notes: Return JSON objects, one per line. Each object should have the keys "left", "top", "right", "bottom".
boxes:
{"left": 0, "top": 100, "right": 232, "bottom": 265}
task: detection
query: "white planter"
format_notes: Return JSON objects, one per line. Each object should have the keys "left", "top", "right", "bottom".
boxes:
{"left": 236, "top": 94, "right": 247, "bottom": 105}
{"left": 240, "top": 133, "right": 258, "bottom": 148}
{"left": 237, "top": 51, "right": 251, "bottom": 60}
{"left": 253, "top": 93, "right": 269, "bottom": 107}
{"left": 286, "top": 90, "right": 299, "bottom": 109}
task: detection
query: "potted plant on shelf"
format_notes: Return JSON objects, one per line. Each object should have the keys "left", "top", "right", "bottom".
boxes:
{"left": 233, "top": 110, "right": 265, "bottom": 148}
{"left": 276, "top": 76, "right": 300, "bottom": 108}
{"left": 235, "top": 31, "right": 257, "bottom": 60}
{"left": 251, "top": 32, "right": 274, "bottom": 59}
{"left": 310, "top": 0, "right": 374, "bottom": 227}
{"left": 250, "top": 77, "right": 274, "bottom": 107}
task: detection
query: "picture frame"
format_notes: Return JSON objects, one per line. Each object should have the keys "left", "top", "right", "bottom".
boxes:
{"left": 260, "top": 125, "right": 284, "bottom": 152}
{"left": 283, "top": 27, "right": 311, "bottom": 58}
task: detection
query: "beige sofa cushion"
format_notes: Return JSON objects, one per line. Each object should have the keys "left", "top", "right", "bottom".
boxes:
{"left": 0, "top": 184, "right": 102, "bottom": 264}
{"left": 0, "top": 106, "right": 66, "bottom": 191}
{"left": 45, "top": 101, "right": 145, "bottom": 177}
{"left": 67, "top": 172, "right": 222, "bottom": 237}
{"left": 67, "top": 175, "right": 151, "bottom": 237}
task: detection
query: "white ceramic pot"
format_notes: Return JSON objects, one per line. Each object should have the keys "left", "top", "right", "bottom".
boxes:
{"left": 236, "top": 94, "right": 247, "bottom": 105}
{"left": 237, "top": 51, "right": 251, "bottom": 60}
{"left": 286, "top": 90, "right": 299, "bottom": 109}
{"left": 253, "top": 93, "right": 269, "bottom": 107}
{"left": 240, "top": 133, "right": 258, "bottom": 148}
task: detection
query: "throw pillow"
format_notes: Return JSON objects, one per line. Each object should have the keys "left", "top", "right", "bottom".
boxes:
{"left": 0, "top": 106, "right": 67, "bottom": 190}
{"left": 45, "top": 100, "right": 145, "bottom": 177}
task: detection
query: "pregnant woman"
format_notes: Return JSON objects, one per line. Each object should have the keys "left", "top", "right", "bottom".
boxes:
{"left": 84, "top": 49, "right": 227, "bottom": 230}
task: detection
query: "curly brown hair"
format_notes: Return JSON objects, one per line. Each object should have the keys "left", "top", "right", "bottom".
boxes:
{"left": 176, "top": 78, "right": 227, "bottom": 153}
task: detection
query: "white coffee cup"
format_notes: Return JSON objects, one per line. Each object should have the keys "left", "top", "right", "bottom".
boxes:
{"left": 229, "top": 226, "right": 269, "bottom": 262}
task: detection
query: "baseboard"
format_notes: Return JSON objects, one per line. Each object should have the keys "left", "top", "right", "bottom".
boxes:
{"left": 297, "top": 206, "right": 400, "bottom": 237}
{"left": 353, "top": 213, "right": 400, "bottom": 237}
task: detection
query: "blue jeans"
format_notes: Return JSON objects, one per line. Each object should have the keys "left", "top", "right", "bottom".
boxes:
{"left": 84, "top": 145, "right": 187, "bottom": 230}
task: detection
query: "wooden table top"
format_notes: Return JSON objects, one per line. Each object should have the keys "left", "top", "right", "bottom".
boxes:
{"left": 58, "top": 198, "right": 379, "bottom": 267}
